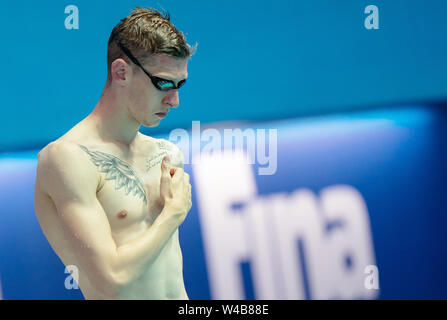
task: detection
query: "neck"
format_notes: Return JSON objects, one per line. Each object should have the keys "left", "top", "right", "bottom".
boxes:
{"left": 87, "top": 86, "right": 141, "bottom": 148}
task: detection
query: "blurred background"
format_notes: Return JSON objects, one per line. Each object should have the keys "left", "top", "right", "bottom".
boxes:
{"left": 0, "top": 0, "right": 446, "bottom": 299}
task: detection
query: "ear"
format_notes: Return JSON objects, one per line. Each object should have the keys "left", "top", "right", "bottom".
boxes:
{"left": 110, "top": 58, "right": 132, "bottom": 85}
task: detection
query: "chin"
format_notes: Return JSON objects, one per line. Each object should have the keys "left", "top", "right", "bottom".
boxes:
{"left": 141, "top": 118, "right": 161, "bottom": 128}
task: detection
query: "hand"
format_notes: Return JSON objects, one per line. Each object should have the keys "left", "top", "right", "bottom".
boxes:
{"left": 159, "top": 156, "right": 192, "bottom": 224}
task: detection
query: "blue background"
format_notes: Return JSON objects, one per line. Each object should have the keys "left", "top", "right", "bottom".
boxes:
{"left": 1, "top": 0, "right": 447, "bottom": 151}
{"left": 0, "top": 0, "right": 446, "bottom": 299}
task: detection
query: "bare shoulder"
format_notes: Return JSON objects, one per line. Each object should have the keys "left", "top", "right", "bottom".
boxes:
{"left": 38, "top": 140, "right": 87, "bottom": 166}
{"left": 157, "top": 138, "right": 184, "bottom": 169}
{"left": 36, "top": 140, "right": 99, "bottom": 196}
{"left": 139, "top": 133, "right": 184, "bottom": 168}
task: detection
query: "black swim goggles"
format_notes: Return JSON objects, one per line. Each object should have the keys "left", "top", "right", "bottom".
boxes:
{"left": 115, "top": 40, "right": 186, "bottom": 92}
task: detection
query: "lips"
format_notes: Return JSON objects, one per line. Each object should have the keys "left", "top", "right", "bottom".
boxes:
{"left": 156, "top": 112, "right": 167, "bottom": 118}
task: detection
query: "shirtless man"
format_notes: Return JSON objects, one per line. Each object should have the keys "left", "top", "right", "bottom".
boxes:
{"left": 33, "top": 8, "right": 195, "bottom": 299}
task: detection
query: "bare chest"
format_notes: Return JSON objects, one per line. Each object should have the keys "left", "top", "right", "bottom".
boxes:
{"left": 76, "top": 142, "right": 174, "bottom": 244}
{"left": 78, "top": 143, "right": 186, "bottom": 298}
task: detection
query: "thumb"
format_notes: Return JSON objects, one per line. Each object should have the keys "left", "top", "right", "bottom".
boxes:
{"left": 160, "top": 156, "right": 172, "bottom": 197}
{"left": 161, "top": 155, "right": 171, "bottom": 172}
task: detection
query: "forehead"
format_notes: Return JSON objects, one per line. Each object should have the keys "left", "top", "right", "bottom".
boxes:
{"left": 146, "top": 55, "right": 188, "bottom": 78}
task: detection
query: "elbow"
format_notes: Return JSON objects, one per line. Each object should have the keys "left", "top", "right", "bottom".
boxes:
{"left": 92, "top": 270, "right": 131, "bottom": 298}
{"left": 109, "top": 270, "right": 131, "bottom": 296}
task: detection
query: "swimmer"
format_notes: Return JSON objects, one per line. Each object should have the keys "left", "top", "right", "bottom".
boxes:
{"left": 33, "top": 7, "right": 196, "bottom": 299}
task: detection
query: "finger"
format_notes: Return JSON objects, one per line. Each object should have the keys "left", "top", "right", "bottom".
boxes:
{"left": 162, "top": 155, "right": 170, "bottom": 167}
{"left": 160, "top": 156, "right": 171, "bottom": 175}
{"left": 172, "top": 168, "right": 184, "bottom": 183}
{"left": 160, "top": 157, "right": 172, "bottom": 196}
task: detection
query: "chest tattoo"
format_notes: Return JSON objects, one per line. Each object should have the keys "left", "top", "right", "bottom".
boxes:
{"left": 145, "top": 141, "right": 173, "bottom": 172}
{"left": 78, "top": 144, "right": 148, "bottom": 204}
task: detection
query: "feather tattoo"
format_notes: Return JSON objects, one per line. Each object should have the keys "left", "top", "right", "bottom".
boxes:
{"left": 78, "top": 144, "right": 148, "bottom": 204}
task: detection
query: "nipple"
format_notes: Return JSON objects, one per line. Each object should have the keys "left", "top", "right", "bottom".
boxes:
{"left": 117, "top": 210, "right": 128, "bottom": 219}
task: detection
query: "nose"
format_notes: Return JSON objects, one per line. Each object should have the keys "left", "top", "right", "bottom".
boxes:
{"left": 162, "top": 89, "right": 179, "bottom": 108}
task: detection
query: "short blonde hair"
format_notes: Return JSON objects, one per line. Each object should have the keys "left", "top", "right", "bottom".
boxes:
{"left": 106, "top": 7, "right": 196, "bottom": 84}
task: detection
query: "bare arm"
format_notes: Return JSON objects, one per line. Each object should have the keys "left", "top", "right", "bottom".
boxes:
{"left": 37, "top": 142, "right": 191, "bottom": 297}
